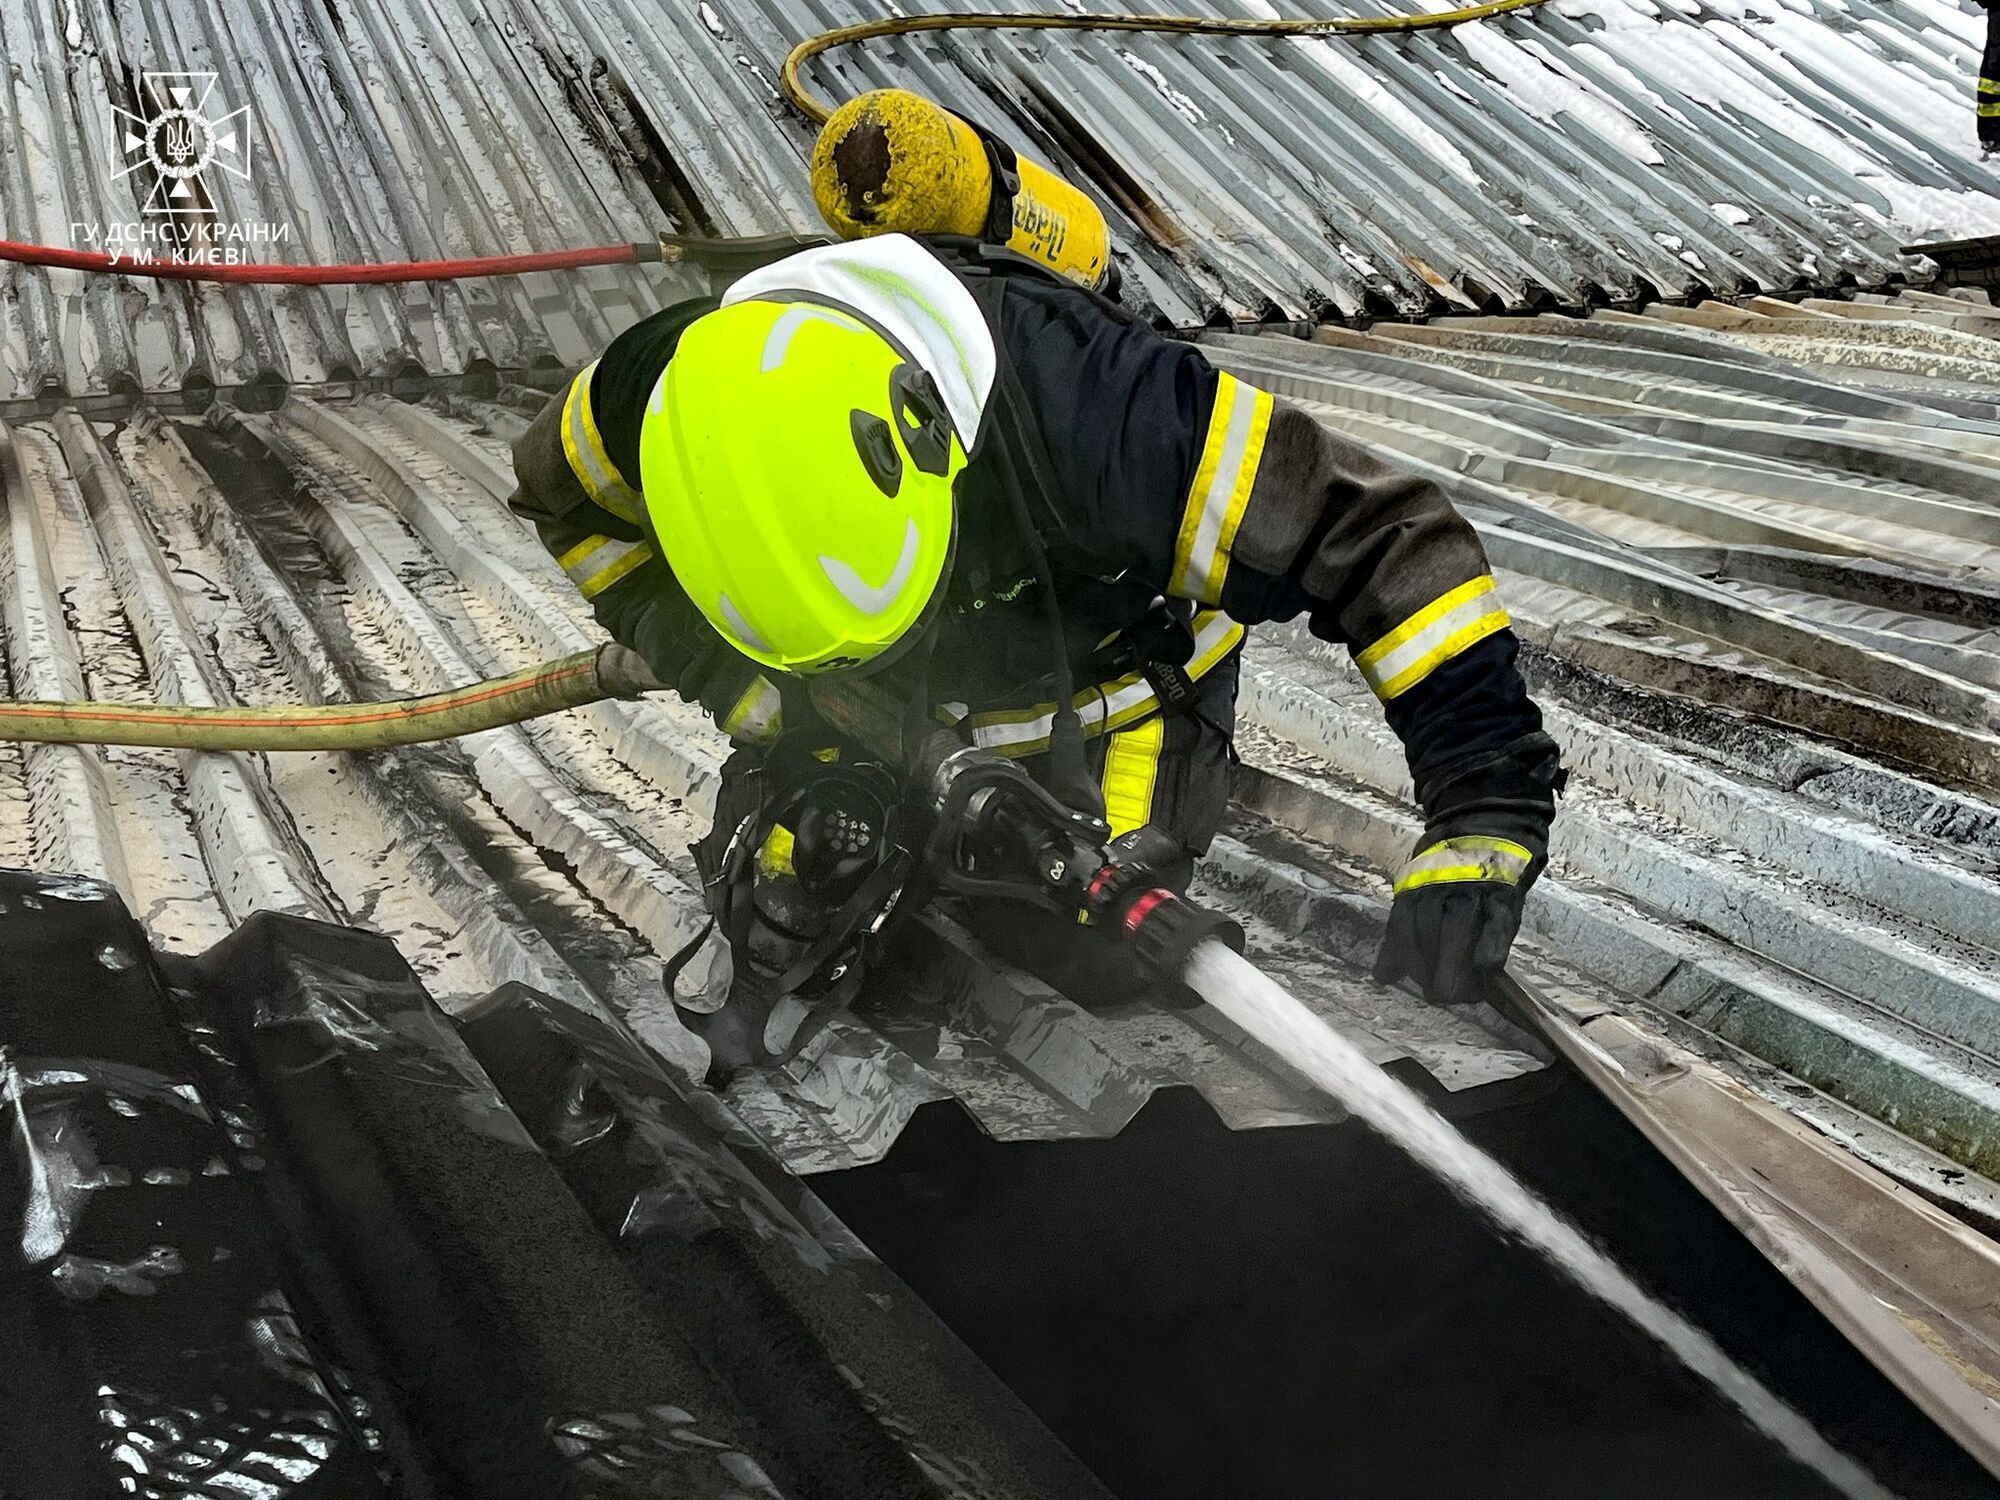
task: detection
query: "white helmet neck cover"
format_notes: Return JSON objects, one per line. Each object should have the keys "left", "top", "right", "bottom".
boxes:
{"left": 723, "top": 233, "right": 998, "bottom": 452}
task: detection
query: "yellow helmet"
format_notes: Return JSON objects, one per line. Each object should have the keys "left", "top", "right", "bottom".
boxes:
{"left": 639, "top": 298, "right": 963, "bottom": 676}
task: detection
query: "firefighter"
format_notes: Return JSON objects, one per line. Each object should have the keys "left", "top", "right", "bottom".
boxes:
{"left": 1983, "top": 0, "right": 2000, "bottom": 156}
{"left": 508, "top": 231, "right": 1562, "bottom": 1065}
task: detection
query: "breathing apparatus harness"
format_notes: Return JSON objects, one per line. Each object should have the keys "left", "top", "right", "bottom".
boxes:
{"left": 664, "top": 670, "right": 1244, "bottom": 1080}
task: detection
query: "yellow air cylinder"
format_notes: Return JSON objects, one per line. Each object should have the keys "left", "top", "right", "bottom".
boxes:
{"left": 810, "top": 88, "right": 1112, "bottom": 293}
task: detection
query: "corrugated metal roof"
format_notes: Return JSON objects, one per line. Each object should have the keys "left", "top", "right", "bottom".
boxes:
{"left": 0, "top": 865, "right": 1114, "bottom": 1500}
{"left": 2, "top": 292, "right": 1999, "bottom": 1205}
{"left": 3, "top": 0, "right": 2000, "bottom": 1228}
{"left": 782, "top": 0, "right": 2000, "bottom": 319}
{"left": 0, "top": 0, "right": 699, "bottom": 403}
{"left": 0, "top": 389, "right": 1552, "bottom": 1176}
{"left": 1208, "top": 295, "right": 2000, "bottom": 1220}
{"left": 7, "top": 0, "right": 2000, "bottom": 403}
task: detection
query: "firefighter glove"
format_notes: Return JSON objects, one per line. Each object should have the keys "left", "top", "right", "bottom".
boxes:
{"left": 1374, "top": 732, "right": 1563, "bottom": 1008}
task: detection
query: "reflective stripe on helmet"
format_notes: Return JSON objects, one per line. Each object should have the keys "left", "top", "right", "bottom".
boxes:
{"left": 761, "top": 303, "right": 869, "bottom": 370}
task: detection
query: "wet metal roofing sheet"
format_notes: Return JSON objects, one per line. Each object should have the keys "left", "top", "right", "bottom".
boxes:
{"left": 6, "top": 0, "right": 2000, "bottom": 402}
{"left": 8, "top": 4, "right": 2000, "bottom": 1467}
{"left": 0, "top": 291, "right": 1997, "bottom": 1206}
{"left": 1210, "top": 295, "right": 2000, "bottom": 1212}
{"left": 0, "top": 384, "right": 1554, "bottom": 1174}
{"left": 13, "top": 289, "right": 2000, "bottom": 1459}
{"left": 5, "top": 0, "right": 2000, "bottom": 1362}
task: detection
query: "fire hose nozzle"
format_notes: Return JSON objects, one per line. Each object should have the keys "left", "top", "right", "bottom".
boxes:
{"left": 1119, "top": 888, "right": 1245, "bottom": 983}
{"left": 1084, "top": 828, "right": 1244, "bottom": 982}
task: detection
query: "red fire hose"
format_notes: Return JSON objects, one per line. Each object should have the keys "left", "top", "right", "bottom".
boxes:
{"left": 0, "top": 237, "right": 648, "bottom": 285}
{"left": 0, "top": 232, "right": 824, "bottom": 286}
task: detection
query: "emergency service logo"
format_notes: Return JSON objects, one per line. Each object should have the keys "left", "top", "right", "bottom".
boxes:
{"left": 76, "top": 71, "right": 286, "bottom": 267}
{"left": 113, "top": 72, "right": 252, "bottom": 215}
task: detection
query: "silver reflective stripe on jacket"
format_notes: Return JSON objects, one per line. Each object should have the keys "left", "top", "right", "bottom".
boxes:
{"left": 964, "top": 609, "right": 1245, "bottom": 757}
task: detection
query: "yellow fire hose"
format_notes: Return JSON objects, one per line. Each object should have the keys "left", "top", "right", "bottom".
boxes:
{"left": 780, "top": 2, "right": 1555, "bottom": 124}
{"left": 0, "top": 645, "right": 666, "bottom": 753}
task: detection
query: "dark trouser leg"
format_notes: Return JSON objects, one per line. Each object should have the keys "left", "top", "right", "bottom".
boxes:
{"left": 961, "top": 654, "right": 1241, "bottom": 1005}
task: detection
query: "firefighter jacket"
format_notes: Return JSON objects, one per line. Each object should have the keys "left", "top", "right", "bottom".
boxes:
{"left": 507, "top": 234, "right": 1546, "bottom": 811}
{"left": 1982, "top": 0, "right": 2000, "bottom": 147}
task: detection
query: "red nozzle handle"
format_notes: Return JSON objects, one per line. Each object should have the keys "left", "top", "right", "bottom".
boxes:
{"left": 1121, "top": 888, "right": 1244, "bottom": 980}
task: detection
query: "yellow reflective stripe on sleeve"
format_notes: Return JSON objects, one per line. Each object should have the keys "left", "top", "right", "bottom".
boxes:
{"left": 583, "top": 544, "right": 653, "bottom": 597}
{"left": 1169, "top": 376, "right": 1273, "bottom": 605}
{"left": 1981, "top": 77, "right": 2000, "bottom": 95}
{"left": 1101, "top": 715, "right": 1166, "bottom": 839}
{"left": 721, "top": 676, "right": 784, "bottom": 745}
{"left": 1393, "top": 836, "right": 1533, "bottom": 894}
{"left": 560, "top": 361, "right": 644, "bottom": 525}
{"left": 1355, "top": 575, "right": 1511, "bottom": 700}
{"left": 1981, "top": 101, "right": 2000, "bottom": 118}
{"left": 559, "top": 534, "right": 654, "bottom": 599}
{"left": 968, "top": 610, "right": 1244, "bottom": 756}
